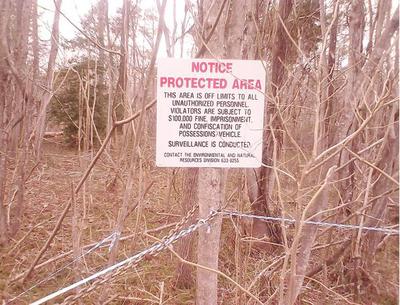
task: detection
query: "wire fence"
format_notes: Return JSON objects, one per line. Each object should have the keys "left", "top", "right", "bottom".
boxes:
{"left": 30, "top": 207, "right": 216, "bottom": 305}
{"left": 221, "top": 210, "right": 399, "bottom": 235}
{"left": 8, "top": 208, "right": 397, "bottom": 305}
{"left": 8, "top": 232, "right": 117, "bottom": 304}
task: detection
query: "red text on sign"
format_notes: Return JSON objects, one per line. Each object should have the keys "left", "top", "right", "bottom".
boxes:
{"left": 192, "top": 61, "right": 233, "bottom": 73}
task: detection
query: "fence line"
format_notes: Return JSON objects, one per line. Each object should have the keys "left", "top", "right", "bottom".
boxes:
{"left": 8, "top": 232, "right": 117, "bottom": 304}
{"left": 220, "top": 210, "right": 399, "bottom": 235}
{"left": 29, "top": 210, "right": 218, "bottom": 305}
{"left": 20, "top": 208, "right": 397, "bottom": 304}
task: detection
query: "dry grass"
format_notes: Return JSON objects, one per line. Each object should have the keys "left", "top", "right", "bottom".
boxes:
{"left": 0, "top": 139, "right": 398, "bottom": 304}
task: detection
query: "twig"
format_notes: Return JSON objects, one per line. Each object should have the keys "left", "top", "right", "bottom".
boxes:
{"left": 144, "top": 232, "right": 263, "bottom": 305}
{"left": 21, "top": 98, "right": 156, "bottom": 282}
{"left": 10, "top": 222, "right": 177, "bottom": 282}
{"left": 304, "top": 276, "right": 362, "bottom": 305}
{"left": 166, "top": 244, "right": 263, "bottom": 305}
{"left": 344, "top": 146, "right": 399, "bottom": 186}
{"left": 7, "top": 218, "right": 52, "bottom": 255}
{"left": 21, "top": 198, "right": 72, "bottom": 283}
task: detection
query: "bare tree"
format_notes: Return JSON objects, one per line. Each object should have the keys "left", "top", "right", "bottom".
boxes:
{"left": 2, "top": 1, "right": 398, "bottom": 304}
{"left": 0, "top": 0, "right": 36, "bottom": 244}
{"left": 102, "top": 1, "right": 166, "bottom": 296}
{"left": 34, "top": 0, "right": 62, "bottom": 160}
{"left": 174, "top": 169, "right": 198, "bottom": 288}
{"left": 246, "top": 0, "right": 294, "bottom": 247}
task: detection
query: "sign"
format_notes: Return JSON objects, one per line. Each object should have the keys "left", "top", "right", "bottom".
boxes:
{"left": 156, "top": 58, "right": 265, "bottom": 168}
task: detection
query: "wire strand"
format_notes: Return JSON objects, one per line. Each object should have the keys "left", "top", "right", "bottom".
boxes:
{"left": 9, "top": 232, "right": 117, "bottom": 304}
{"left": 220, "top": 210, "right": 399, "bottom": 235}
{"left": 16, "top": 209, "right": 397, "bottom": 305}
{"left": 28, "top": 211, "right": 218, "bottom": 305}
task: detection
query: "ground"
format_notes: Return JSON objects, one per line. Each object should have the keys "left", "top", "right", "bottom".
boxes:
{"left": 0, "top": 139, "right": 398, "bottom": 304}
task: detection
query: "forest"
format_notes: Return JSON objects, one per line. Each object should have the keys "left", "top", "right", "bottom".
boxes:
{"left": 0, "top": 0, "right": 398, "bottom": 304}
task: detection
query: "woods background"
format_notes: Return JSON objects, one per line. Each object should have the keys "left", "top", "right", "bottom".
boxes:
{"left": 0, "top": 0, "right": 398, "bottom": 304}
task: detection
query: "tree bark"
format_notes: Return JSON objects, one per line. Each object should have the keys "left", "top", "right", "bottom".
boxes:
{"left": 325, "top": 0, "right": 339, "bottom": 147}
{"left": 174, "top": 169, "right": 198, "bottom": 288}
{"left": 284, "top": 166, "right": 336, "bottom": 305}
{"left": 34, "top": 0, "right": 62, "bottom": 160}
{"left": 0, "top": 29, "right": 9, "bottom": 243}
{"left": 195, "top": 1, "right": 229, "bottom": 303}
{"left": 196, "top": 169, "right": 223, "bottom": 305}
{"left": 246, "top": 0, "right": 294, "bottom": 246}
{"left": 100, "top": 3, "right": 166, "bottom": 302}
{"left": 283, "top": 2, "right": 339, "bottom": 303}
{"left": 10, "top": 0, "right": 32, "bottom": 236}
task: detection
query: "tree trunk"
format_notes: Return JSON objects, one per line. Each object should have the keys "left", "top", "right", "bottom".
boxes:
{"left": 104, "top": 0, "right": 115, "bottom": 150}
{"left": 0, "top": 0, "right": 13, "bottom": 245}
{"left": 194, "top": 1, "right": 228, "bottom": 303}
{"left": 0, "top": 71, "right": 9, "bottom": 245}
{"left": 34, "top": 0, "right": 62, "bottom": 160}
{"left": 247, "top": 0, "right": 294, "bottom": 246}
{"left": 100, "top": 2, "right": 166, "bottom": 301}
{"left": 363, "top": 104, "right": 398, "bottom": 258}
{"left": 116, "top": 0, "right": 129, "bottom": 141}
{"left": 174, "top": 169, "right": 198, "bottom": 288}
{"left": 196, "top": 169, "right": 223, "bottom": 305}
{"left": 283, "top": 2, "right": 339, "bottom": 303}
{"left": 325, "top": 0, "right": 339, "bottom": 147}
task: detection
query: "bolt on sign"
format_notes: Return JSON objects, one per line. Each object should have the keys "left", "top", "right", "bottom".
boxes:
{"left": 156, "top": 58, "right": 266, "bottom": 168}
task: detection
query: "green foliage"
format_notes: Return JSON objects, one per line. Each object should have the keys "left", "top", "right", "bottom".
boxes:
{"left": 49, "top": 58, "right": 108, "bottom": 145}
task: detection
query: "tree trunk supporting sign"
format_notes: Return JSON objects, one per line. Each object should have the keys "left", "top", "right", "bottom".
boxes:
{"left": 196, "top": 168, "right": 223, "bottom": 305}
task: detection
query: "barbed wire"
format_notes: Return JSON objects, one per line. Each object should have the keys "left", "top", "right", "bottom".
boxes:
{"left": 220, "top": 210, "right": 399, "bottom": 235}
{"left": 8, "top": 232, "right": 117, "bottom": 304}
{"left": 18, "top": 206, "right": 398, "bottom": 305}
{"left": 30, "top": 206, "right": 214, "bottom": 305}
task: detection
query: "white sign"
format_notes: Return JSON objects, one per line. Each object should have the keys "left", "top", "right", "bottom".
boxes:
{"left": 156, "top": 58, "right": 265, "bottom": 168}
